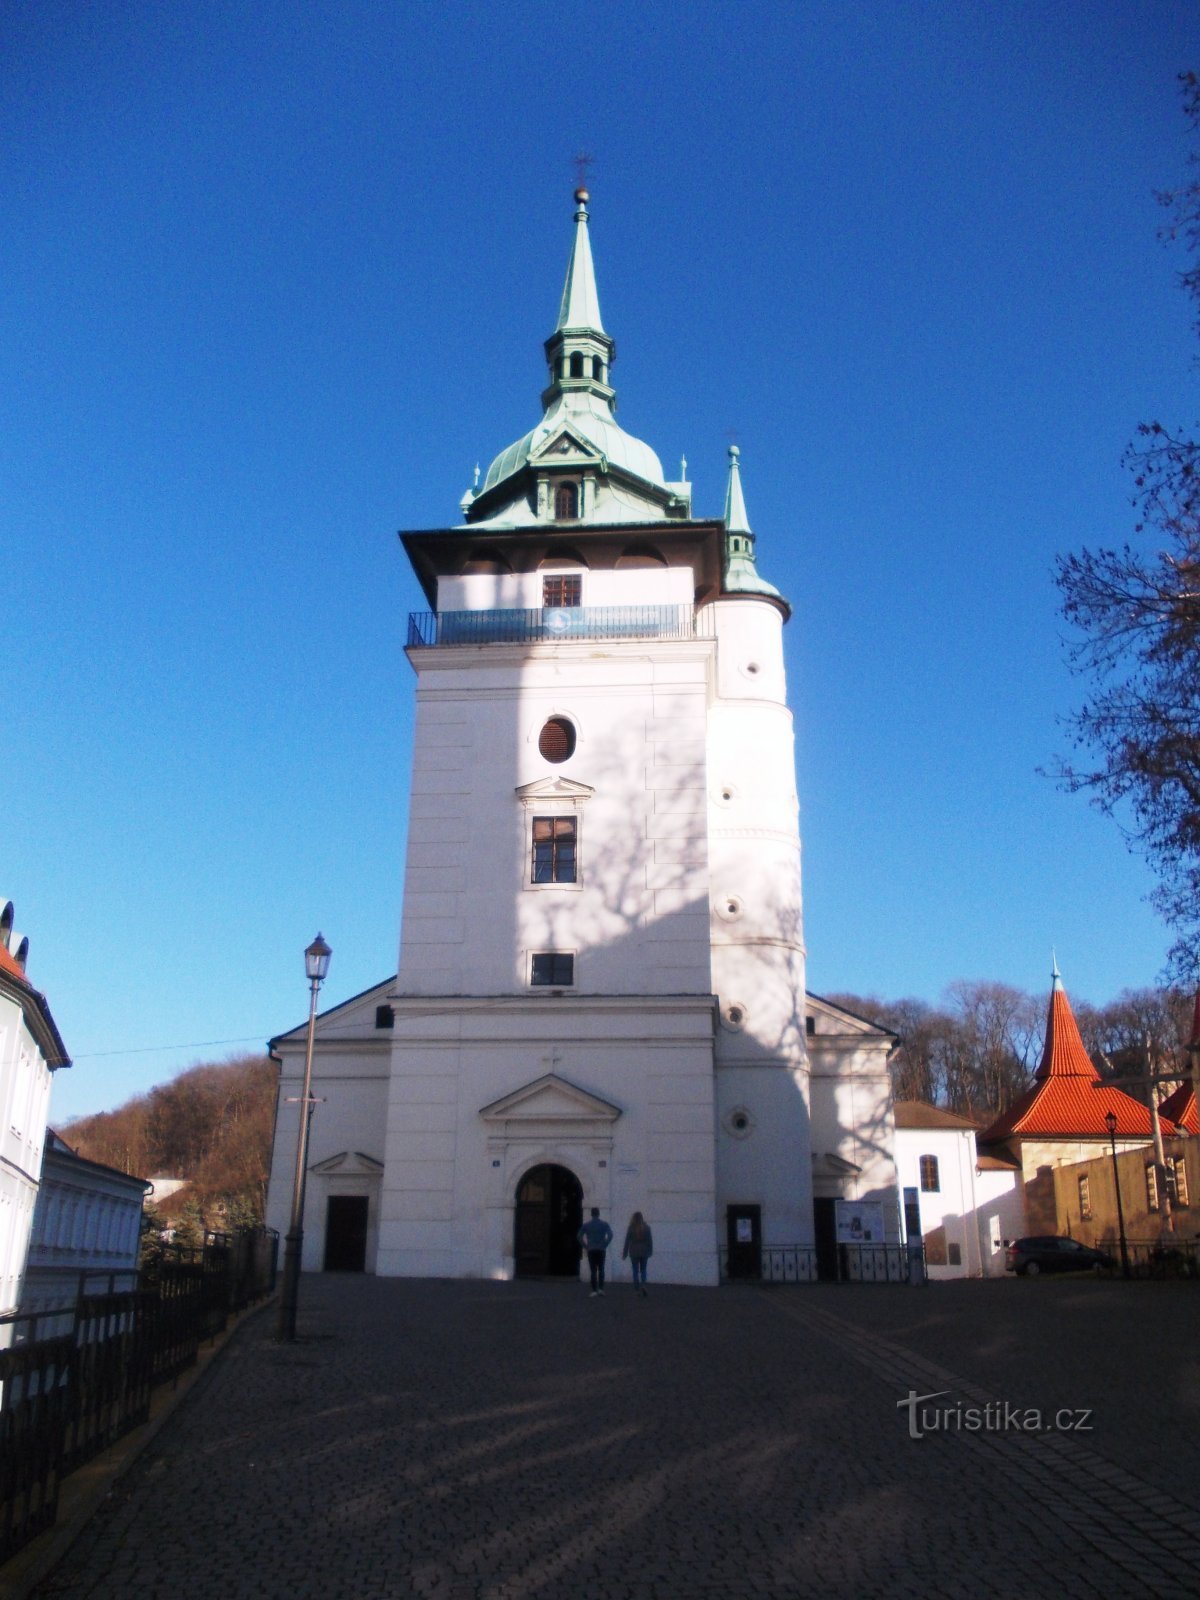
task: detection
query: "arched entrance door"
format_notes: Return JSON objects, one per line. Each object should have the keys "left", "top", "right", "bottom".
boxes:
{"left": 514, "top": 1164, "right": 583, "bottom": 1277}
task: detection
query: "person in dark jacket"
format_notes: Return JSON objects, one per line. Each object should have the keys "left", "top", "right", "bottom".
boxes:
{"left": 622, "top": 1211, "right": 653, "bottom": 1297}
{"left": 578, "top": 1207, "right": 613, "bottom": 1295}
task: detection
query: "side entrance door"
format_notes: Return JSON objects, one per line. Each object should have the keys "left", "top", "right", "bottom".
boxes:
{"left": 725, "top": 1204, "right": 762, "bottom": 1279}
{"left": 324, "top": 1195, "right": 369, "bottom": 1272}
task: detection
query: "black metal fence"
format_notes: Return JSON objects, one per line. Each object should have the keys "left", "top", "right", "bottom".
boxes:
{"left": 720, "top": 1242, "right": 923, "bottom": 1285}
{"left": 0, "top": 1227, "right": 277, "bottom": 1564}
{"left": 1098, "top": 1236, "right": 1200, "bottom": 1279}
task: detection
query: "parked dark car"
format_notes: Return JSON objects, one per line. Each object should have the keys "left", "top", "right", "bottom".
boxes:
{"left": 1005, "top": 1236, "right": 1115, "bottom": 1277}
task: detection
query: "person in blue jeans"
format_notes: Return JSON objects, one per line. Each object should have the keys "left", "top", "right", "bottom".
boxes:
{"left": 622, "top": 1211, "right": 653, "bottom": 1296}
{"left": 578, "top": 1207, "right": 613, "bottom": 1295}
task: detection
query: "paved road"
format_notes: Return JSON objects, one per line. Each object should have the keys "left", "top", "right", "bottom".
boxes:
{"left": 28, "top": 1274, "right": 1200, "bottom": 1600}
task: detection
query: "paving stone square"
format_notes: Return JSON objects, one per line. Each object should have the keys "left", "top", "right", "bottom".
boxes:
{"left": 25, "top": 1274, "right": 1200, "bottom": 1600}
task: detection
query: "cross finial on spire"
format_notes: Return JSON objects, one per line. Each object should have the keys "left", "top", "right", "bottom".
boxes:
{"left": 573, "top": 151, "right": 594, "bottom": 196}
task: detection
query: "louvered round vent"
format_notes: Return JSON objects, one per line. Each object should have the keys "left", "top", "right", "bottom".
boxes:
{"left": 538, "top": 717, "right": 576, "bottom": 763}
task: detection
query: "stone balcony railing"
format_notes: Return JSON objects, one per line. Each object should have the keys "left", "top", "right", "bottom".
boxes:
{"left": 406, "top": 604, "right": 714, "bottom": 648}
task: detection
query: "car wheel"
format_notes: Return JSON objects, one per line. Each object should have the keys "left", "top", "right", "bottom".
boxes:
{"left": 1023, "top": 1261, "right": 1040, "bottom": 1277}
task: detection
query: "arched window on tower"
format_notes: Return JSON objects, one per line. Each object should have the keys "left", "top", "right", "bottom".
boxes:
{"left": 569, "top": 352, "right": 584, "bottom": 378}
{"left": 592, "top": 357, "right": 604, "bottom": 380}
{"left": 554, "top": 483, "right": 578, "bottom": 520}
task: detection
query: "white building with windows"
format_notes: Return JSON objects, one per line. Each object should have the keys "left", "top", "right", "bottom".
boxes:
{"left": 20, "top": 1130, "right": 149, "bottom": 1317}
{"left": 893, "top": 1100, "right": 1022, "bottom": 1279}
{"left": 0, "top": 900, "right": 70, "bottom": 1320}
{"left": 265, "top": 192, "right": 900, "bottom": 1284}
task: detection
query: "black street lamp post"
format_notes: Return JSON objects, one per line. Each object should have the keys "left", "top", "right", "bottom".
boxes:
{"left": 277, "top": 932, "right": 331, "bottom": 1341}
{"left": 1105, "top": 1109, "right": 1131, "bottom": 1279}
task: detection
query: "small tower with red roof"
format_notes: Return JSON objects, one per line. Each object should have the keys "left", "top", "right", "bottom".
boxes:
{"left": 977, "top": 963, "right": 1171, "bottom": 1185}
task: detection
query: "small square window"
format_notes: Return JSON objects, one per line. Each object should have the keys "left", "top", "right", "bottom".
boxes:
{"left": 947, "top": 1242, "right": 962, "bottom": 1267}
{"left": 375, "top": 1005, "right": 395, "bottom": 1030}
{"left": 532, "top": 816, "right": 577, "bottom": 883}
{"left": 543, "top": 575, "right": 581, "bottom": 607}
{"left": 531, "top": 952, "right": 574, "bottom": 987}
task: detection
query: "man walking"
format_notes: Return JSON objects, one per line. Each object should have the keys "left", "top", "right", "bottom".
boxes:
{"left": 578, "top": 1207, "right": 613, "bottom": 1296}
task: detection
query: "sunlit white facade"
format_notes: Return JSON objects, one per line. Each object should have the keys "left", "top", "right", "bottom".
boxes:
{"left": 266, "top": 194, "right": 900, "bottom": 1283}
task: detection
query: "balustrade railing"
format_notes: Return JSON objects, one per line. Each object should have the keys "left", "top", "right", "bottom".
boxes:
{"left": 407, "top": 604, "right": 712, "bottom": 648}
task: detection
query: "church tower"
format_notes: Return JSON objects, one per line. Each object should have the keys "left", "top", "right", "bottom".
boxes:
{"left": 265, "top": 191, "right": 899, "bottom": 1284}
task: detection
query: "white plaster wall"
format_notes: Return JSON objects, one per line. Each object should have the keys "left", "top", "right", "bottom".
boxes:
{"left": 439, "top": 566, "right": 691, "bottom": 613}
{"left": 379, "top": 996, "right": 718, "bottom": 1284}
{"left": 894, "top": 1126, "right": 981, "bottom": 1278}
{"left": 398, "top": 590, "right": 715, "bottom": 1000}
{"left": 0, "top": 994, "right": 54, "bottom": 1314}
{"left": 706, "top": 597, "right": 813, "bottom": 1245}
{"left": 265, "top": 995, "right": 393, "bottom": 1273}
{"left": 973, "top": 1168, "right": 1025, "bottom": 1275}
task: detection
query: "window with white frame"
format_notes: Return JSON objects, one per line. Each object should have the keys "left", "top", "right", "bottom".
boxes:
{"left": 530, "top": 952, "right": 574, "bottom": 987}
{"left": 1146, "top": 1163, "right": 1160, "bottom": 1212}
{"left": 532, "top": 816, "right": 577, "bottom": 883}
{"left": 1078, "top": 1174, "right": 1092, "bottom": 1218}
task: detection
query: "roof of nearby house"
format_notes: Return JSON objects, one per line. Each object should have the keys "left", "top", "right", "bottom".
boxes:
{"left": 894, "top": 1099, "right": 980, "bottom": 1131}
{"left": 978, "top": 971, "right": 1172, "bottom": 1144}
{"left": 0, "top": 930, "right": 71, "bottom": 1068}
{"left": 976, "top": 1152, "right": 1022, "bottom": 1172}
{"left": 43, "top": 1129, "right": 151, "bottom": 1191}
{"left": 1157, "top": 1081, "right": 1199, "bottom": 1135}
{"left": 0, "top": 941, "right": 29, "bottom": 985}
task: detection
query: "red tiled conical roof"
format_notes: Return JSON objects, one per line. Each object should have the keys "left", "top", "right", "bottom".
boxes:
{"left": 1158, "top": 1080, "right": 1199, "bottom": 1135}
{"left": 978, "top": 971, "right": 1172, "bottom": 1143}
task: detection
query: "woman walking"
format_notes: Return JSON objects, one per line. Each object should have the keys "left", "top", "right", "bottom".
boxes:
{"left": 622, "top": 1211, "right": 653, "bottom": 1297}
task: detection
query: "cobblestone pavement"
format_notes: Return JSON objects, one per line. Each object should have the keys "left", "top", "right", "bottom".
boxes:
{"left": 27, "top": 1274, "right": 1200, "bottom": 1600}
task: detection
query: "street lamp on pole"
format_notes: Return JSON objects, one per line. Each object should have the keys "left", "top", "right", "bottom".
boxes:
{"left": 1104, "top": 1109, "right": 1131, "bottom": 1280}
{"left": 277, "top": 932, "right": 331, "bottom": 1341}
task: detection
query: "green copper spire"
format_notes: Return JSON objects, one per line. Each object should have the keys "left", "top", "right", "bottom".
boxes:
{"left": 722, "top": 446, "right": 788, "bottom": 608}
{"left": 556, "top": 188, "right": 606, "bottom": 334}
{"left": 541, "top": 188, "right": 617, "bottom": 413}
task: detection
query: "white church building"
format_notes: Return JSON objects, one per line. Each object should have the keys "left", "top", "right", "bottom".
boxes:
{"left": 265, "top": 191, "right": 900, "bottom": 1285}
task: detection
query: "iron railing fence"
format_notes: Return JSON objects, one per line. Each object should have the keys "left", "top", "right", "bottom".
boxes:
{"left": 0, "top": 1226, "right": 278, "bottom": 1564}
{"left": 407, "top": 604, "right": 716, "bottom": 649}
{"left": 1096, "top": 1236, "right": 1200, "bottom": 1279}
{"left": 720, "top": 1242, "right": 922, "bottom": 1286}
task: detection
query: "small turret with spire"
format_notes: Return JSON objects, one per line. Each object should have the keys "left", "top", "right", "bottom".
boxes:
{"left": 721, "top": 445, "right": 788, "bottom": 611}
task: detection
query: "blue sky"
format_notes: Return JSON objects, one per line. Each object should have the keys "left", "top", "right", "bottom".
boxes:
{"left": 4, "top": 1, "right": 1197, "bottom": 1123}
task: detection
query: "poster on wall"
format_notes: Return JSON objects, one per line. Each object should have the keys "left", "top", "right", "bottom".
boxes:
{"left": 835, "top": 1199, "right": 884, "bottom": 1244}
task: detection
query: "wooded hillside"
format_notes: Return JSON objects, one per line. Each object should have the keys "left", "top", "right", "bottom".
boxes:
{"left": 827, "top": 983, "right": 1195, "bottom": 1122}
{"left": 62, "top": 1053, "right": 277, "bottom": 1229}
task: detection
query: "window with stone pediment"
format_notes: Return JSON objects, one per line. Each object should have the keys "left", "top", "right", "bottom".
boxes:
{"left": 532, "top": 816, "right": 576, "bottom": 883}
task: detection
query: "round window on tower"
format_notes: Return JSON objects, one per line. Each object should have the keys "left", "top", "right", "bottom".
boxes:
{"left": 538, "top": 716, "right": 576, "bottom": 763}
